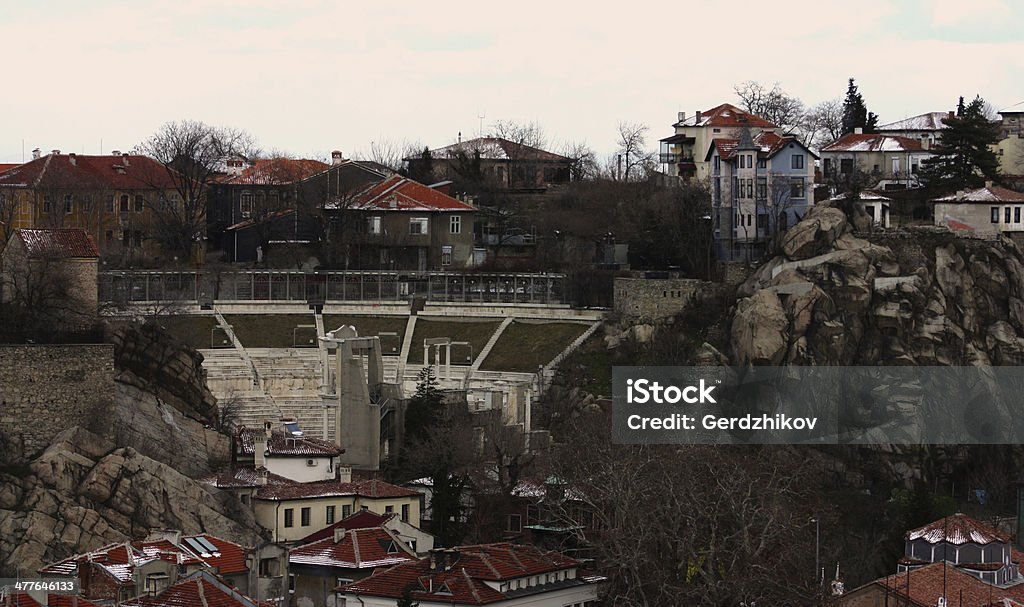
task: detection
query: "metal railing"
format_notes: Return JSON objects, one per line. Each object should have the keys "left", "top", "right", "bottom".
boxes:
{"left": 98, "top": 270, "right": 567, "bottom": 305}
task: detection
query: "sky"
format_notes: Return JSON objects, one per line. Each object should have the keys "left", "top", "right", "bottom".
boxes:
{"left": 1, "top": 0, "right": 1023, "bottom": 163}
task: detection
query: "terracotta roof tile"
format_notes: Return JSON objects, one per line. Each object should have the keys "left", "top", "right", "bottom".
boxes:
{"left": 225, "top": 158, "right": 329, "bottom": 185}
{"left": 236, "top": 429, "right": 343, "bottom": 457}
{"left": 0, "top": 153, "right": 180, "bottom": 190}
{"left": 821, "top": 133, "right": 924, "bottom": 153}
{"left": 416, "top": 137, "right": 570, "bottom": 163}
{"left": 290, "top": 527, "right": 416, "bottom": 569}
{"left": 2, "top": 594, "right": 102, "bottom": 607}
{"left": 124, "top": 571, "right": 263, "bottom": 607}
{"left": 864, "top": 562, "right": 1024, "bottom": 607}
{"left": 932, "top": 186, "right": 1024, "bottom": 203}
{"left": 675, "top": 103, "right": 778, "bottom": 129}
{"left": 13, "top": 228, "right": 100, "bottom": 258}
{"left": 339, "top": 175, "right": 477, "bottom": 212}
{"left": 906, "top": 513, "right": 1008, "bottom": 545}
{"left": 254, "top": 476, "right": 421, "bottom": 501}
{"left": 298, "top": 510, "right": 393, "bottom": 544}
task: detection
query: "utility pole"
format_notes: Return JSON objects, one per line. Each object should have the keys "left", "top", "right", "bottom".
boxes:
{"left": 811, "top": 517, "right": 820, "bottom": 584}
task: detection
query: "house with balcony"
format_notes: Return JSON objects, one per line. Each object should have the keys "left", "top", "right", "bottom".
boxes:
{"left": 820, "top": 129, "right": 932, "bottom": 191}
{"left": 706, "top": 128, "right": 817, "bottom": 260}
{"left": 660, "top": 103, "right": 780, "bottom": 183}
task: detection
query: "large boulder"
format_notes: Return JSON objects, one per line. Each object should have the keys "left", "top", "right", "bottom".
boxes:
{"left": 780, "top": 206, "right": 848, "bottom": 260}
{"left": 731, "top": 290, "right": 789, "bottom": 365}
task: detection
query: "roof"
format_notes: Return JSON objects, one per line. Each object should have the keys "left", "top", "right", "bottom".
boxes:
{"left": 999, "top": 101, "right": 1024, "bottom": 115}
{"left": 878, "top": 112, "right": 952, "bottom": 132}
{"left": 299, "top": 509, "right": 393, "bottom": 543}
{"left": 224, "top": 208, "right": 296, "bottom": 232}
{"left": 821, "top": 133, "right": 925, "bottom": 153}
{"left": 181, "top": 535, "right": 248, "bottom": 575}
{"left": 705, "top": 131, "right": 815, "bottom": 162}
{"left": 0, "top": 163, "right": 21, "bottom": 173}
{"left": 829, "top": 190, "right": 893, "bottom": 202}
{"left": 338, "top": 544, "right": 595, "bottom": 605}
{"left": 673, "top": 103, "right": 778, "bottom": 129}
{"left": 289, "top": 526, "right": 417, "bottom": 570}
{"left": 932, "top": 186, "right": 1024, "bottom": 203}
{"left": 224, "top": 158, "right": 329, "bottom": 185}
{"left": 856, "top": 561, "right": 1024, "bottom": 607}
{"left": 255, "top": 477, "right": 422, "bottom": 501}
{"left": 236, "top": 428, "right": 343, "bottom": 457}
{"left": 12, "top": 228, "right": 100, "bottom": 258}
{"left": 906, "top": 513, "right": 1008, "bottom": 545}
{"left": 414, "top": 137, "right": 570, "bottom": 163}
{"left": 338, "top": 174, "right": 477, "bottom": 213}
{"left": 0, "top": 152, "right": 180, "bottom": 191}
{"left": 1, "top": 594, "right": 102, "bottom": 607}
{"left": 123, "top": 570, "right": 265, "bottom": 607}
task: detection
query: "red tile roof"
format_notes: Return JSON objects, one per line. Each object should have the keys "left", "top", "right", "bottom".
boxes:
{"left": 124, "top": 571, "right": 264, "bottom": 607}
{"left": 13, "top": 228, "right": 100, "bottom": 258}
{"left": 236, "top": 428, "right": 343, "bottom": 457}
{"left": 225, "top": 158, "right": 329, "bottom": 185}
{"left": 821, "top": 133, "right": 925, "bottom": 153}
{"left": 290, "top": 526, "right": 416, "bottom": 569}
{"left": 676, "top": 103, "right": 778, "bottom": 129}
{"left": 906, "top": 513, "right": 1008, "bottom": 545}
{"left": 2, "top": 594, "right": 102, "bottom": 607}
{"left": 860, "top": 562, "right": 1024, "bottom": 607}
{"left": 338, "top": 544, "right": 595, "bottom": 605}
{"left": 344, "top": 174, "right": 477, "bottom": 212}
{"left": 416, "top": 137, "right": 570, "bottom": 163}
{"left": 932, "top": 186, "right": 1024, "bottom": 203}
{"left": 0, "top": 153, "right": 180, "bottom": 191}
{"left": 299, "top": 509, "right": 393, "bottom": 543}
{"left": 183, "top": 534, "right": 248, "bottom": 575}
{"left": 0, "top": 163, "right": 21, "bottom": 173}
{"left": 708, "top": 138, "right": 740, "bottom": 160}
{"left": 254, "top": 477, "right": 422, "bottom": 501}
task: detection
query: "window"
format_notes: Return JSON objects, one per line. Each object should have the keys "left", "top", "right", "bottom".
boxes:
{"left": 790, "top": 178, "right": 805, "bottom": 199}
{"left": 713, "top": 156, "right": 720, "bottom": 172}
{"left": 508, "top": 514, "right": 522, "bottom": 533}
{"left": 326, "top": 505, "right": 336, "bottom": 525}
{"left": 240, "top": 494, "right": 249, "bottom": 505}
{"left": 288, "top": 574, "right": 295, "bottom": 593}
{"left": 106, "top": 195, "right": 115, "bottom": 213}
{"left": 300, "top": 507, "right": 311, "bottom": 527}
{"left": 746, "top": 179, "right": 753, "bottom": 199}
{"left": 738, "top": 155, "right": 745, "bottom": 169}
{"left": 1006, "top": 207, "right": 1012, "bottom": 224}
{"left": 441, "top": 245, "right": 453, "bottom": 266}
{"left": 892, "top": 158, "right": 901, "bottom": 174}
{"left": 284, "top": 508, "right": 294, "bottom": 528}
{"left": 367, "top": 216, "right": 381, "bottom": 234}
{"left": 43, "top": 195, "right": 52, "bottom": 213}
{"left": 240, "top": 193, "right": 253, "bottom": 218}
{"left": 756, "top": 177, "right": 767, "bottom": 200}
{"left": 840, "top": 158, "right": 854, "bottom": 175}
{"left": 1017, "top": 207, "right": 1022, "bottom": 223}
{"left": 82, "top": 195, "right": 92, "bottom": 212}
{"left": 64, "top": 194, "right": 73, "bottom": 214}
{"left": 992, "top": 207, "right": 1000, "bottom": 223}
{"left": 757, "top": 214, "right": 768, "bottom": 229}
{"left": 120, "top": 194, "right": 130, "bottom": 212}
{"left": 134, "top": 194, "right": 144, "bottom": 212}
{"left": 450, "top": 215, "right": 461, "bottom": 234}
{"left": 792, "top": 154, "right": 805, "bottom": 170}
{"left": 133, "top": 231, "right": 143, "bottom": 247}
{"left": 401, "top": 504, "right": 410, "bottom": 522}
{"left": 336, "top": 577, "right": 353, "bottom": 587}
{"left": 105, "top": 230, "right": 114, "bottom": 244}
{"left": 757, "top": 158, "right": 766, "bottom": 169}
{"left": 342, "top": 504, "right": 352, "bottom": 518}
{"left": 410, "top": 217, "right": 428, "bottom": 234}
{"left": 122, "top": 229, "right": 130, "bottom": 244}
{"left": 259, "top": 558, "right": 278, "bottom": 577}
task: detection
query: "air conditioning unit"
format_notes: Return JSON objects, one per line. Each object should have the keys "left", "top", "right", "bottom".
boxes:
{"left": 306, "top": 458, "right": 316, "bottom": 467}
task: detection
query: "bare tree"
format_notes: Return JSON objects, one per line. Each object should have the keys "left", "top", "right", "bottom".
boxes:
{"left": 734, "top": 81, "right": 807, "bottom": 134}
{"left": 615, "top": 122, "right": 656, "bottom": 182}
{"left": 354, "top": 139, "right": 425, "bottom": 175}
{"left": 134, "top": 120, "right": 260, "bottom": 261}
{"left": 803, "top": 99, "right": 844, "bottom": 150}
{"left": 561, "top": 141, "right": 599, "bottom": 182}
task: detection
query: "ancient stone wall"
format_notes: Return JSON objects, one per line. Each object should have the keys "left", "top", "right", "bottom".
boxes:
{"left": 0, "top": 344, "right": 114, "bottom": 458}
{"left": 614, "top": 277, "right": 717, "bottom": 323}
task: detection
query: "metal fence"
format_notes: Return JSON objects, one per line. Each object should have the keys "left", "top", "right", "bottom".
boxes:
{"left": 98, "top": 270, "right": 567, "bottom": 305}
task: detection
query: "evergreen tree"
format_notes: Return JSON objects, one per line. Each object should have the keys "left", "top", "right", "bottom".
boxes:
{"left": 404, "top": 366, "right": 444, "bottom": 442}
{"left": 920, "top": 96, "right": 1001, "bottom": 191}
{"left": 841, "top": 78, "right": 878, "bottom": 135}
{"left": 407, "top": 147, "right": 435, "bottom": 184}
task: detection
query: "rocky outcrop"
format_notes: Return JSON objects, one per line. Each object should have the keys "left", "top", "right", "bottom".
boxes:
{"left": 732, "top": 205, "right": 1024, "bottom": 366}
{"left": 0, "top": 427, "right": 261, "bottom": 576}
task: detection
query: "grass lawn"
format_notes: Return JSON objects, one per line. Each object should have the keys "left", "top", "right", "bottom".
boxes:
{"left": 322, "top": 315, "right": 409, "bottom": 356}
{"left": 224, "top": 314, "right": 318, "bottom": 348}
{"left": 152, "top": 315, "right": 222, "bottom": 350}
{"left": 406, "top": 319, "right": 502, "bottom": 365}
{"left": 479, "top": 321, "right": 591, "bottom": 372}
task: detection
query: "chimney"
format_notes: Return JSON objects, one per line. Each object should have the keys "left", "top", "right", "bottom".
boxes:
{"left": 333, "top": 527, "right": 346, "bottom": 543}
{"left": 51, "top": 149, "right": 61, "bottom": 155}
{"left": 854, "top": 127, "right": 863, "bottom": 135}
{"left": 331, "top": 150, "right": 344, "bottom": 166}
{"left": 69, "top": 153, "right": 77, "bottom": 166}
{"left": 122, "top": 153, "right": 130, "bottom": 167}
{"left": 678, "top": 111, "right": 686, "bottom": 122}
{"left": 31, "top": 148, "right": 40, "bottom": 159}
{"left": 921, "top": 137, "right": 930, "bottom": 151}
{"left": 695, "top": 110, "right": 702, "bottom": 123}
{"left": 985, "top": 180, "right": 994, "bottom": 189}
{"left": 948, "top": 111, "right": 955, "bottom": 120}
{"left": 257, "top": 468, "right": 268, "bottom": 486}
{"left": 338, "top": 465, "right": 352, "bottom": 483}
{"left": 112, "top": 150, "right": 120, "bottom": 156}
{"left": 254, "top": 424, "right": 270, "bottom": 468}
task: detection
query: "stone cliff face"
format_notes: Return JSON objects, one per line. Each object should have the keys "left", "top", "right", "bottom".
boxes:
{"left": 731, "top": 205, "right": 1024, "bottom": 367}
{"left": 0, "top": 321, "right": 255, "bottom": 577}
{"left": 0, "top": 427, "right": 259, "bottom": 576}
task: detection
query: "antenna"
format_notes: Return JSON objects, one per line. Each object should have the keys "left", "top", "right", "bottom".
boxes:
{"left": 477, "top": 110, "right": 486, "bottom": 136}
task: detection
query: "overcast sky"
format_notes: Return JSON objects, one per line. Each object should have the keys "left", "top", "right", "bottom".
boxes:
{"left": 2, "top": 0, "right": 1022, "bottom": 163}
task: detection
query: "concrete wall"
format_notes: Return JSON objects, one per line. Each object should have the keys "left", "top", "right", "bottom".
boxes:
{"left": 613, "top": 277, "right": 715, "bottom": 323}
{"left": 266, "top": 455, "right": 336, "bottom": 483}
{"left": 255, "top": 496, "right": 421, "bottom": 542}
{"left": 934, "top": 201, "right": 1024, "bottom": 234}
{"left": 0, "top": 344, "right": 114, "bottom": 457}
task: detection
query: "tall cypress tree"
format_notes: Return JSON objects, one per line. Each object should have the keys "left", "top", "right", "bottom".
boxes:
{"left": 920, "top": 95, "right": 1001, "bottom": 191}
{"left": 841, "top": 78, "right": 878, "bottom": 135}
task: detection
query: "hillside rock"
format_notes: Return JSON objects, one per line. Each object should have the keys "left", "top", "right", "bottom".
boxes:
{"left": 732, "top": 206, "right": 1024, "bottom": 366}
{"left": 0, "top": 427, "right": 260, "bottom": 577}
